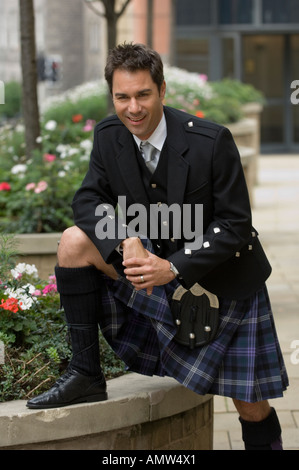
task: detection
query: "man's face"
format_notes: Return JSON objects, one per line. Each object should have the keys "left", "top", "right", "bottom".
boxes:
{"left": 112, "top": 68, "right": 166, "bottom": 141}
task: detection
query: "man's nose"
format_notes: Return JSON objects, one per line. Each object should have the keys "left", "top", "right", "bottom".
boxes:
{"left": 128, "top": 98, "right": 141, "bottom": 114}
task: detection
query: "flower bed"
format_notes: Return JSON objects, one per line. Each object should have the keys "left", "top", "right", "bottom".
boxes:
{"left": 0, "top": 236, "right": 125, "bottom": 402}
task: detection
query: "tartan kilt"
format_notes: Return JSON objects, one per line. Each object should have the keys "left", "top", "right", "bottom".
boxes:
{"left": 98, "top": 257, "right": 288, "bottom": 404}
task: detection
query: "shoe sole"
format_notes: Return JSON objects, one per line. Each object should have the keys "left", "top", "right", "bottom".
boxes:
{"left": 26, "top": 392, "right": 108, "bottom": 409}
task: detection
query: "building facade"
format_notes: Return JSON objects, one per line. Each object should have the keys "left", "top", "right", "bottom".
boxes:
{"left": 173, "top": 0, "right": 299, "bottom": 152}
{"left": 1, "top": 0, "right": 298, "bottom": 151}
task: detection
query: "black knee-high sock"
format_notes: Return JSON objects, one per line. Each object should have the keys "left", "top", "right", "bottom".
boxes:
{"left": 239, "top": 407, "right": 283, "bottom": 450}
{"left": 55, "top": 265, "right": 103, "bottom": 377}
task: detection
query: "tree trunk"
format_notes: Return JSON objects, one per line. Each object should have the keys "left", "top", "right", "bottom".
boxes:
{"left": 102, "top": 0, "right": 118, "bottom": 114}
{"left": 147, "top": 0, "right": 153, "bottom": 47}
{"left": 84, "top": 0, "right": 132, "bottom": 114}
{"left": 19, "top": 0, "right": 41, "bottom": 158}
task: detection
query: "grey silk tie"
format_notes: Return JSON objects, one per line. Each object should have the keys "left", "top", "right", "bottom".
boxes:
{"left": 140, "top": 141, "right": 157, "bottom": 173}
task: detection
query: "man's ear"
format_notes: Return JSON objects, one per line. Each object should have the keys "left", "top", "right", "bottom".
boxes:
{"left": 160, "top": 80, "right": 166, "bottom": 99}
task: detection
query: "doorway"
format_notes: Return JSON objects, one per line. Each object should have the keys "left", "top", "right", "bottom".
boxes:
{"left": 242, "top": 34, "right": 299, "bottom": 152}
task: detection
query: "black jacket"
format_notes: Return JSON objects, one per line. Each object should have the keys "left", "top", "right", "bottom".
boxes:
{"left": 72, "top": 106, "right": 271, "bottom": 300}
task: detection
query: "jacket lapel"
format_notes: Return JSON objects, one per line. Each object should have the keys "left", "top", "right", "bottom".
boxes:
{"left": 164, "top": 108, "right": 190, "bottom": 207}
{"left": 116, "top": 127, "right": 150, "bottom": 207}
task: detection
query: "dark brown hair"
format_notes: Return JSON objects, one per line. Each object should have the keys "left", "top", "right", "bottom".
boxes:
{"left": 104, "top": 42, "right": 164, "bottom": 95}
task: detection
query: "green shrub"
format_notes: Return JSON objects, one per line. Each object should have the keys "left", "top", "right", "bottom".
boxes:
{"left": 43, "top": 94, "right": 108, "bottom": 125}
{"left": 211, "top": 78, "right": 265, "bottom": 106}
{"left": 0, "top": 81, "right": 22, "bottom": 120}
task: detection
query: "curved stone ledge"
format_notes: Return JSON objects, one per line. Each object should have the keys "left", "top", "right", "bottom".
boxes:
{"left": 0, "top": 373, "right": 213, "bottom": 450}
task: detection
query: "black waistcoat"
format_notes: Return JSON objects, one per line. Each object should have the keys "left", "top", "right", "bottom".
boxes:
{"left": 136, "top": 143, "right": 177, "bottom": 257}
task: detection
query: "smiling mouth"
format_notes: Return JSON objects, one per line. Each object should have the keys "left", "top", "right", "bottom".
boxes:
{"left": 128, "top": 116, "right": 145, "bottom": 123}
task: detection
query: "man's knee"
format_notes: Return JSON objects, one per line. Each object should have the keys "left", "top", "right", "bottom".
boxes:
{"left": 233, "top": 398, "right": 271, "bottom": 422}
{"left": 57, "top": 226, "right": 91, "bottom": 267}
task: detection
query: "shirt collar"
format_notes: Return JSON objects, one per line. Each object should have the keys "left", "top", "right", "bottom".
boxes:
{"left": 133, "top": 113, "right": 167, "bottom": 151}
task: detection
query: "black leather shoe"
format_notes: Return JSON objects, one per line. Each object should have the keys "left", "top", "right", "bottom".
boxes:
{"left": 26, "top": 367, "right": 108, "bottom": 409}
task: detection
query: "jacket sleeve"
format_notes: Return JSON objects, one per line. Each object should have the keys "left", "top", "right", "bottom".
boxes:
{"left": 167, "top": 126, "right": 253, "bottom": 289}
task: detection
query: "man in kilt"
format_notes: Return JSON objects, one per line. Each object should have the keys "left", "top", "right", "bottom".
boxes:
{"left": 27, "top": 43, "right": 288, "bottom": 450}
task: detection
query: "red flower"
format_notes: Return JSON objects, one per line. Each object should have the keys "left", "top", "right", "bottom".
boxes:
{"left": 0, "top": 182, "right": 11, "bottom": 191}
{"left": 196, "top": 111, "right": 205, "bottom": 118}
{"left": 0, "top": 297, "right": 20, "bottom": 313}
{"left": 72, "top": 114, "right": 83, "bottom": 123}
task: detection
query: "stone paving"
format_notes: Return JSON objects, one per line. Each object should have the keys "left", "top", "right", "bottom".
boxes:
{"left": 213, "top": 155, "right": 299, "bottom": 450}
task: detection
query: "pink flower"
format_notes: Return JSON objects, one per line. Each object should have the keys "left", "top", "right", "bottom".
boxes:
{"left": 43, "top": 153, "right": 56, "bottom": 162}
{"left": 83, "top": 119, "right": 96, "bottom": 132}
{"left": 34, "top": 181, "right": 48, "bottom": 193}
{"left": 42, "top": 283, "right": 57, "bottom": 295}
{"left": 0, "top": 182, "right": 11, "bottom": 191}
{"left": 26, "top": 182, "right": 36, "bottom": 191}
{"left": 199, "top": 74, "right": 208, "bottom": 82}
{"left": 33, "top": 289, "right": 42, "bottom": 296}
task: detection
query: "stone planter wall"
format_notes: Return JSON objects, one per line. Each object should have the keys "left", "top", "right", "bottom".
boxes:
{"left": 15, "top": 232, "right": 61, "bottom": 280}
{"left": 0, "top": 373, "right": 213, "bottom": 450}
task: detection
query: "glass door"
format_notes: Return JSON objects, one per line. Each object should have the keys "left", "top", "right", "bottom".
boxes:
{"left": 242, "top": 34, "right": 285, "bottom": 149}
{"left": 242, "top": 33, "right": 299, "bottom": 151}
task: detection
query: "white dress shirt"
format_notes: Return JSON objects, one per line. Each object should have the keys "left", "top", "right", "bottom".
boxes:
{"left": 133, "top": 113, "right": 167, "bottom": 167}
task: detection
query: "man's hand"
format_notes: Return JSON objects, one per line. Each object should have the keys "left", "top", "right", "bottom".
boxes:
{"left": 121, "top": 237, "right": 175, "bottom": 295}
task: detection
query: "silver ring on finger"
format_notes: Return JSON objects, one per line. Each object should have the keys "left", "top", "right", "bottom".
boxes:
{"left": 140, "top": 275, "right": 145, "bottom": 283}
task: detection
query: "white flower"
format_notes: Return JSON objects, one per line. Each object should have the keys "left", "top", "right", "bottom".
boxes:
{"left": 80, "top": 139, "right": 92, "bottom": 151}
{"left": 45, "top": 120, "right": 57, "bottom": 131}
{"left": 36, "top": 136, "right": 43, "bottom": 143}
{"left": 56, "top": 144, "right": 67, "bottom": 153}
{"left": 15, "top": 124, "right": 25, "bottom": 133}
{"left": 11, "top": 164, "right": 27, "bottom": 175}
{"left": 67, "top": 148, "right": 79, "bottom": 156}
{"left": 4, "top": 284, "right": 37, "bottom": 310}
{"left": 11, "top": 263, "right": 38, "bottom": 279}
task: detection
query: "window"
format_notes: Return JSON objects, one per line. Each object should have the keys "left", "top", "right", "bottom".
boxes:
{"left": 219, "top": 0, "right": 254, "bottom": 24}
{"left": 176, "top": 38, "right": 209, "bottom": 75}
{"left": 176, "top": 0, "right": 212, "bottom": 26}
{"left": 263, "top": 0, "right": 299, "bottom": 23}
{"left": 222, "top": 38, "right": 235, "bottom": 78}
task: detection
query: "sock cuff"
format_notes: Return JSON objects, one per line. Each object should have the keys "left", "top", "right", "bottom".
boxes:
{"left": 55, "top": 265, "right": 103, "bottom": 295}
{"left": 239, "top": 407, "right": 281, "bottom": 446}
